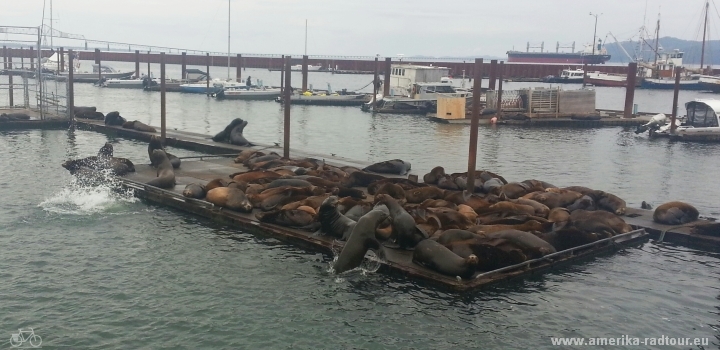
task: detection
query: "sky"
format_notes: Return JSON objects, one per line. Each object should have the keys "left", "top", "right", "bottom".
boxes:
{"left": 2, "top": 0, "right": 717, "bottom": 58}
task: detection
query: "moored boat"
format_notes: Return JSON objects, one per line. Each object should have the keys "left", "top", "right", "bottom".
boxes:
{"left": 699, "top": 75, "right": 720, "bottom": 93}
{"left": 636, "top": 99, "right": 720, "bottom": 141}
{"left": 584, "top": 71, "right": 639, "bottom": 87}
{"left": 544, "top": 68, "right": 585, "bottom": 84}
{"left": 216, "top": 87, "right": 282, "bottom": 100}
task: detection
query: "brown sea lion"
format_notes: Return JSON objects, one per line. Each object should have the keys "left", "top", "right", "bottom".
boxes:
{"left": 481, "top": 201, "right": 536, "bottom": 217}
{"left": 534, "top": 228, "right": 600, "bottom": 251}
{"left": 478, "top": 170, "right": 508, "bottom": 185}
{"left": 419, "top": 199, "right": 458, "bottom": 210}
{"left": 567, "top": 195, "right": 597, "bottom": 212}
{"left": 426, "top": 207, "right": 474, "bottom": 230}
{"left": 413, "top": 239, "right": 478, "bottom": 278}
{"left": 589, "top": 190, "right": 627, "bottom": 215}
{"left": 482, "top": 178, "right": 505, "bottom": 195}
{"left": 457, "top": 204, "right": 478, "bottom": 222}
{"left": 367, "top": 178, "right": 425, "bottom": 195}
{"left": 231, "top": 171, "right": 282, "bottom": 184}
{"left": 423, "top": 166, "right": 446, "bottom": 184}
{"left": 335, "top": 187, "right": 367, "bottom": 199}
{"left": 281, "top": 194, "right": 331, "bottom": 211}
{"left": 569, "top": 209, "right": 633, "bottom": 238}
{"left": 522, "top": 179, "right": 555, "bottom": 191}
{"left": 373, "top": 183, "right": 406, "bottom": 205}
{"left": 205, "top": 178, "right": 230, "bottom": 192}
{"left": 499, "top": 182, "right": 532, "bottom": 199}
{"left": 227, "top": 181, "right": 248, "bottom": 192}
{"left": 333, "top": 209, "right": 388, "bottom": 274}
{"left": 523, "top": 190, "right": 583, "bottom": 209}
{"left": 256, "top": 209, "right": 316, "bottom": 230}
{"left": 182, "top": 183, "right": 206, "bottom": 199}
{"left": 205, "top": 187, "right": 253, "bottom": 212}
{"left": 244, "top": 153, "right": 281, "bottom": 167}
{"left": 123, "top": 120, "right": 157, "bottom": 133}
{"left": 548, "top": 207, "right": 571, "bottom": 223}
{"left": 245, "top": 183, "right": 265, "bottom": 195}
{"left": 341, "top": 171, "right": 386, "bottom": 188}
{"left": 485, "top": 229, "right": 556, "bottom": 259}
{"left": 234, "top": 150, "right": 264, "bottom": 164}
{"left": 508, "top": 198, "right": 550, "bottom": 217}
{"left": 406, "top": 187, "right": 445, "bottom": 204}
{"left": 468, "top": 220, "right": 552, "bottom": 235}
{"left": 146, "top": 150, "right": 175, "bottom": 189}
{"left": 653, "top": 201, "right": 700, "bottom": 225}
{"left": 265, "top": 178, "right": 316, "bottom": 190}
{"left": 436, "top": 229, "right": 481, "bottom": 245}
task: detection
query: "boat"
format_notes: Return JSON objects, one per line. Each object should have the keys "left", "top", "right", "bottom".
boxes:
{"left": 103, "top": 75, "right": 157, "bottom": 89}
{"left": 543, "top": 68, "right": 586, "bottom": 83}
{"left": 44, "top": 57, "right": 135, "bottom": 83}
{"left": 636, "top": 99, "right": 720, "bottom": 141}
{"left": 362, "top": 82, "right": 471, "bottom": 113}
{"left": 383, "top": 64, "right": 453, "bottom": 97}
{"left": 507, "top": 42, "right": 610, "bottom": 64}
{"left": 698, "top": 75, "right": 720, "bottom": 92}
{"left": 639, "top": 50, "right": 705, "bottom": 90}
{"left": 216, "top": 87, "right": 282, "bottom": 100}
{"left": 143, "top": 69, "right": 209, "bottom": 92}
{"left": 179, "top": 81, "right": 224, "bottom": 94}
{"left": 291, "top": 64, "right": 322, "bottom": 71}
{"left": 584, "top": 71, "right": 639, "bottom": 87}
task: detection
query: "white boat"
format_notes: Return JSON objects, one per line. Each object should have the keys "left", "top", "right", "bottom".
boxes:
{"left": 216, "top": 87, "right": 282, "bottom": 100}
{"left": 698, "top": 75, "right": 720, "bottom": 93}
{"left": 544, "top": 69, "right": 585, "bottom": 83}
{"left": 103, "top": 75, "right": 157, "bottom": 89}
{"left": 636, "top": 99, "right": 720, "bottom": 141}
{"left": 584, "top": 71, "right": 638, "bottom": 87}
{"left": 291, "top": 64, "right": 322, "bottom": 71}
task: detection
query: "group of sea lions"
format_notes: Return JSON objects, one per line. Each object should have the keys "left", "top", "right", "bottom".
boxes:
{"left": 73, "top": 107, "right": 157, "bottom": 133}
{"left": 212, "top": 118, "right": 252, "bottom": 146}
{"left": 0, "top": 112, "right": 31, "bottom": 122}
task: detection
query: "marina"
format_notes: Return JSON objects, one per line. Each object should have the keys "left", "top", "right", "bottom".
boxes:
{"left": 4, "top": 2, "right": 720, "bottom": 348}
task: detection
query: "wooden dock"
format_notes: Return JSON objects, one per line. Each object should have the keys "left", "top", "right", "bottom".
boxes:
{"left": 64, "top": 118, "right": 720, "bottom": 290}
{"left": 428, "top": 112, "right": 654, "bottom": 127}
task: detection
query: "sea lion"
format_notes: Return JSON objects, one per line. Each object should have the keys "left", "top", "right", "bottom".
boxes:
{"left": 406, "top": 187, "right": 445, "bottom": 204}
{"left": 499, "top": 182, "right": 532, "bottom": 199}
{"left": 569, "top": 209, "right": 633, "bottom": 238}
{"left": 341, "top": 171, "right": 386, "bottom": 188}
{"left": 548, "top": 207, "right": 571, "bottom": 223}
{"left": 281, "top": 194, "right": 330, "bottom": 211}
{"left": 653, "top": 201, "right": 700, "bottom": 225}
{"left": 205, "top": 187, "right": 253, "bottom": 212}
{"left": 234, "top": 150, "right": 264, "bottom": 164}
{"left": 419, "top": 199, "right": 458, "bottom": 210}
{"left": 535, "top": 228, "right": 600, "bottom": 252}
{"left": 452, "top": 175, "right": 484, "bottom": 192}
{"left": 478, "top": 170, "right": 508, "bottom": 185}
{"left": 265, "top": 179, "right": 316, "bottom": 190}
{"left": 508, "top": 198, "right": 550, "bottom": 217}
{"left": 486, "top": 229, "right": 556, "bottom": 258}
{"left": 148, "top": 135, "right": 180, "bottom": 169}
{"left": 245, "top": 153, "right": 281, "bottom": 167}
{"left": 641, "top": 201, "right": 653, "bottom": 210}
{"left": 212, "top": 118, "right": 243, "bottom": 142}
{"left": 373, "top": 183, "right": 406, "bottom": 205}
{"left": 481, "top": 201, "right": 536, "bottom": 217}
{"left": 367, "top": 178, "right": 425, "bottom": 195}
{"left": 256, "top": 209, "right": 316, "bottom": 229}
{"left": 0, "top": 112, "right": 31, "bottom": 120}
{"left": 205, "top": 178, "right": 230, "bottom": 191}
{"left": 427, "top": 207, "right": 474, "bottom": 230}
{"left": 376, "top": 194, "right": 427, "bottom": 249}
{"left": 231, "top": 171, "right": 281, "bottom": 184}
{"left": 182, "top": 183, "right": 207, "bottom": 199}
{"left": 588, "top": 190, "right": 627, "bottom": 215}
{"left": 436, "top": 229, "right": 481, "bottom": 245}
{"left": 482, "top": 178, "right": 504, "bottom": 195}
{"left": 468, "top": 220, "right": 552, "bottom": 235}
{"left": 104, "top": 111, "right": 126, "bottom": 126}
{"left": 228, "top": 119, "right": 252, "bottom": 146}
{"left": 457, "top": 204, "right": 478, "bottom": 222}
{"left": 146, "top": 150, "right": 175, "bottom": 189}
{"left": 423, "top": 166, "right": 446, "bottom": 184}
{"left": 567, "top": 195, "right": 597, "bottom": 212}
{"left": 437, "top": 175, "right": 460, "bottom": 190}
{"left": 413, "top": 239, "right": 479, "bottom": 278}
{"left": 97, "top": 142, "right": 114, "bottom": 157}
{"left": 123, "top": 120, "right": 157, "bottom": 133}
{"left": 523, "top": 190, "right": 583, "bottom": 209}
{"left": 335, "top": 187, "right": 367, "bottom": 199}
{"left": 73, "top": 106, "right": 96, "bottom": 117}
{"left": 563, "top": 186, "right": 594, "bottom": 195}
{"left": 333, "top": 209, "right": 388, "bottom": 274}
{"left": 318, "top": 196, "right": 357, "bottom": 240}
{"left": 363, "top": 159, "right": 411, "bottom": 175}
{"left": 522, "top": 179, "right": 555, "bottom": 191}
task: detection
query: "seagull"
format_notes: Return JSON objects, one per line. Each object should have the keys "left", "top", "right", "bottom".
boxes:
{"left": 331, "top": 153, "right": 336, "bottom": 156}
{"left": 274, "top": 142, "right": 279, "bottom": 146}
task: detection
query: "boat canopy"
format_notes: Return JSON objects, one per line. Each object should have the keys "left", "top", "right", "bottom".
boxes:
{"left": 685, "top": 100, "right": 720, "bottom": 128}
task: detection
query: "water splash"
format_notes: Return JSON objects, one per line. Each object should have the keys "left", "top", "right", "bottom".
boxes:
{"left": 39, "top": 170, "right": 137, "bottom": 215}
{"left": 328, "top": 239, "right": 384, "bottom": 277}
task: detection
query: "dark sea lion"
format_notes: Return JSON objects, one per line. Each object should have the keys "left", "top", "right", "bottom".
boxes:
{"left": 98, "top": 142, "right": 114, "bottom": 157}
{"left": 548, "top": 207, "right": 571, "bottom": 223}
{"left": 522, "top": 179, "right": 555, "bottom": 191}
{"left": 367, "top": 178, "right": 425, "bottom": 195}
{"left": 341, "top": 171, "right": 386, "bottom": 188}
{"left": 653, "top": 201, "right": 700, "bottom": 225}
{"left": 376, "top": 194, "right": 427, "bottom": 249}
{"left": 641, "top": 201, "right": 653, "bottom": 210}
{"left": 256, "top": 209, "right": 317, "bottom": 229}
{"left": 205, "top": 187, "right": 253, "bottom": 212}
{"left": 183, "top": 183, "right": 207, "bottom": 199}
{"left": 234, "top": 150, "right": 264, "bottom": 164}
{"left": 205, "top": 178, "right": 230, "bottom": 191}
{"left": 292, "top": 175, "right": 339, "bottom": 189}
{"left": 245, "top": 183, "right": 265, "bottom": 195}
{"left": 123, "top": 120, "right": 157, "bottom": 133}
{"left": 212, "top": 118, "right": 243, "bottom": 142}
{"left": 569, "top": 209, "right": 633, "bottom": 237}
{"left": 413, "top": 239, "right": 478, "bottom": 278}
{"left": 567, "top": 195, "right": 597, "bottom": 212}
{"left": 482, "top": 178, "right": 504, "bottom": 195}
{"left": 148, "top": 135, "right": 180, "bottom": 169}
{"left": 244, "top": 153, "right": 281, "bottom": 167}
{"left": 406, "top": 186, "right": 445, "bottom": 204}
{"left": 588, "top": 190, "right": 627, "bottom": 215}
{"left": 426, "top": 207, "right": 474, "bottom": 230}
{"left": 437, "top": 175, "right": 460, "bottom": 190}
{"left": 523, "top": 190, "right": 583, "bottom": 209}
{"left": 229, "top": 119, "right": 252, "bottom": 146}
{"left": 452, "top": 175, "right": 484, "bottom": 192}
{"left": 563, "top": 186, "right": 594, "bottom": 195}
{"left": 333, "top": 209, "right": 388, "bottom": 274}
{"left": 340, "top": 166, "right": 362, "bottom": 174}
{"left": 318, "top": 196, "right": 357, "bottom": 240}
{"left": 363, "top": 159, "right": 411, "bottom": 175}
{"left": 468, "top": 220, "right": 552, "bottom": 235}
{"left": 266, "top": 178, "right": 316, "bottom": 190}
{"left": 419, "top": 199, "right": 458, "bottom": 210}
{"left": 535, "top": 228, "right": 600, "bottom": 252}
{"left": 486, "top": 229, "right": 556, "bottom": 258}
{"left": 344, "top": 204, "right": 372, "bottom": 222}
{"left": 436, "top": 229, "right": 481, "bottom": 245}
{"left": 104, "top": 111, "right": 125, "bottom": 126}
{"left": 482, "top": 201, "right": 536, "bottom": 217}
{"left": 227, "top": 181, "right": 248, "bottom": 192}
{"left": 478, "top": 170, "right": 508, "bottom": 185}
{"left": 146, "top": 150, "right": 175, "bottom": 189}
{"left": 373, "top": 183, "right": 406, "bottom": 205}
{"left": 73, "top": 106, "right": 96, "bottom": 116}
{"left": 2, "top": 113, "right": 31, "bottom": 120}
{"left": 423, "top": 166, "right": 446, "bottom": 184}
{"left": 281, "top": 194, "right": 330, "bottom": 211}
{"left": 335, "top": 187, "right": 366, "bottom": 199}
{"left": 499, "top": 182, "right": 532, "bottom": 199}
{"left": 231, "top": 171, "right": 281, "bottom": 184}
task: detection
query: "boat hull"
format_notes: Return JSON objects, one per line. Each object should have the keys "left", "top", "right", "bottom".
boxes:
{"left": 543, "top": 77, "right": 583, "bottom": 84}
{"left": 277, "top": 95, "right": 370, "bottom": 106}
{"left": 216, "top": 89, "right": 282, "bottom": 100}
{"left": 507, "top": 52, "right": 611, "bottom": 64}
{"left": 640, "top": 79, "right": 706, "bottom": 90}
{"left": 584, "top": 76, "right": 634, "bottom": 87}
{"left": 179, "top": 85, "right": 223, "bottom": 94}
{"left": 698, "top": 82, "right": 720, "bottom": 93}
{"left": 50, "top": 71, "right": 135, "bottom": 83}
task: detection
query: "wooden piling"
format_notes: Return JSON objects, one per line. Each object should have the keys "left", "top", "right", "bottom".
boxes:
{"left": 68, "top": 50, "right": 75, "bottom": 119}
{"left": 20, "top": 48, "right": 24, "bottom": 68}
{"left": 280, "top": 55, "right": 285, "bottom": 93}
{"left": 206, "top": 53, "right": 210, "bottom": 96}
{"left": 383, "top": 57, "right": 391, "bottom": 96}
{"left": 373, "top": 57, "right": 379, "bottom": 112}
{"left": 670, "top": 66, "right": 681, "bottom": 132}
{"left": 7, "top": 49, "right": 13, "bottom": 107}
{"left": 135, "top": 50, "right": 140, "bottom": 78}
{"left": 59, "top": 47, "right": 64, "bottom": 72}
{"left": 302, "top": 55, "right": 309, "bottom": 92}
{"left": 147, "top": 51, "right": 150, "bottom": 77}
{"left": 623, "top": 62, "right": 638, "bottom": 118}
{"left": 95, "top": 49, "right": 101, "bottom": 82}
{"left": 181, "top": 52, "right": 186, "bottom": 80}
{"left": 236, "top": 54, "right": 241, "bottom": 81}
{"left": 467, "top": 58, "right": 483, "bottom": 193}
{"left": 496, "top": 62, "right": 504, "bottom": 117}
{"left": 283, "top": 56, "right": 292, "bottom": 159}
{"left": 488, "top": 59, "right": 497, "bottom": 90}
{"left": 160, "top": 52, "right": 167, "bottom": 142}
{"left": 2, "top": 46, "right": 6, "bottom": 69}
{"left": 29, "top": 47, "right": 34, "bottom": 70}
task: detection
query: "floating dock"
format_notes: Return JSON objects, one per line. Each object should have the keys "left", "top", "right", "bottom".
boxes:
{"left": 65, "top": 118, "right": 720, "bottom": 290}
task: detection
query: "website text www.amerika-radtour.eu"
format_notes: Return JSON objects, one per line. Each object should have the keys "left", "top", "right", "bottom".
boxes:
{"left": 550, "top": 335, "right": 709, "bottom": 347}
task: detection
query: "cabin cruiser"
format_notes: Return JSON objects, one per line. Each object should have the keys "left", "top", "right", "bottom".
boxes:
{"left": 543, "top": 68, "right": 585, "bottom": 84}
{"left": 102, "top": 74, "right": 158, "bottom": 89}
{"left": 635, "top": 99, "right": 720, "bottom": 141}
{"left": 291, "top": 64, "right": 322, "bottom": 71}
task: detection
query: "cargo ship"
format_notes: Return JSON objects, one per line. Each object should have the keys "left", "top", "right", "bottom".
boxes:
{"left": 507, "top": 42, "right": 611, "bottom": 64}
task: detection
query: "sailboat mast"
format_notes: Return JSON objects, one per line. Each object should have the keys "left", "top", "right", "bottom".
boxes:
{"left": 653, "top": 16, "right": 660, "bottom": 77}
{"left": 701, "top": 0, "right": 709, "bottom": 74}
{"left": 227, "top": 0, "right": 231, "bottom": 80}
{"left": 50, "top": 0, "right": 53, "bottom": 48}
{"left": 304, "top": 20, "right": 308, "bottom": 56}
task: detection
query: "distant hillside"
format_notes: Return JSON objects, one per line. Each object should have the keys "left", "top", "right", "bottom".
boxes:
{"left": 605, "top": 36, "right": 720, "bottom": 66}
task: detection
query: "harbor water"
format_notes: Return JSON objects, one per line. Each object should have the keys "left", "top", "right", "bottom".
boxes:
{"left": 1, "top": 63, "right": 720, "bottom": 348}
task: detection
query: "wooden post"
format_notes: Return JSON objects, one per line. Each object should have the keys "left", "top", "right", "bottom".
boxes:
{"left": 160, "top": 52, "right": 167, "bottom": 142}
{"left": 2, "top": 46, "right": 6, "bottom": 69}
{"left": 670, "top": 66, "right": 681, "bottom": 133}
{"left": 496, "top": 62, "right": 504, "bottom": 117}
{"left": 582, "top": 63, "right": 587, "bottom": 87}
{"left": 283, "top": 56, "right": 292, "bottom": 159}
{"left": 236, "top": 54, "right": 241, "bottom": 81}
{"left": 383, "top": 57, "right": 391, "bottom": 96}
{"left": 7, "top": 49, "right": 13, "bottom": 107}
{"left": 280, "top": 55, "right": 285, "bottom": 93}
{"left": 623, "top": 62, "right": 638, "bottom": 118}
{"left": 59, "top": 47, "right": 64, "bottom": 72}
{"left": 95, "top": 48, "right": 101, "bottom": 82}
{"left": 30, "top": 47, "right": 35, "bottom": 70}
{"left": 20, "top": 47, "right": 24, "bottom": 68}
{"left": 206, "top": 53, "right": 210, "bottom": 95}
{"left": 302, "top": 55, "right": 308, "bottom": 92}
{"left": 466, "top": 58, "right": 483, "bottom": 193}
{"left": 147, "top": 51, "right": 150, "bottom": 77}
{"left": 135, "top": 50, "right": 140, "bottom": 78}
{"left": 373, "top": 57, "right": 379, "bottom": 112}
{"left": 68, "top": 50, "right": 75, "bottom": 119}
{"left": 488, "top": 59, "right": 497, "bottom": 90}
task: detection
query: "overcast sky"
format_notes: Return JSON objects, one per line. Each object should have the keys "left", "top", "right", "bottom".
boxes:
{"left": 2, "top": 0, "right": 717, "bottom": 58}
